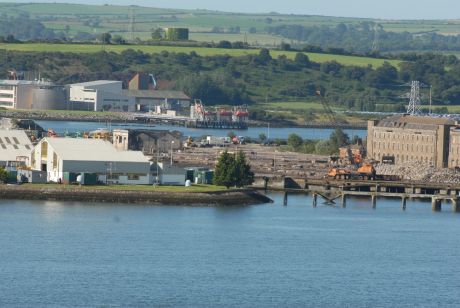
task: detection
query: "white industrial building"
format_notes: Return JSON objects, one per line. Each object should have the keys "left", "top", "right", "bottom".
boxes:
{"left": 69, "top": 80, "right": 134, "bottom": 112}
{"left": 0, "top": 129, "right": 33, "bottom": 167}
{"left": 31, "top": 138, "right": 151, "bottom": 184}
{"left": 0, "top": 79, "right": 67, "bottom": 110}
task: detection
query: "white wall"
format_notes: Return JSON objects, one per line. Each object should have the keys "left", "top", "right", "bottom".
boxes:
{"left": 69, "top": 84, "right": 134, "bottom": 112}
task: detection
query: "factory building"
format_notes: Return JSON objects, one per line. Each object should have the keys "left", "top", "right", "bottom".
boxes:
{"left": 0, "top": 129, "right": 33, "bottom": 167}
{"left": 367, "top": 115, "right": 455, "bottom": 168}
{"left": 123, "top": 89, "right": 191, "bottom": 114}
{"left": 448, "top": 127, "right": 460, "bottom": 168}
{"left": 112, "top": 129, "right": 183, "bottom": 155}
{"left": 69, "top": 80, "right": 134, "bottom": 112}
{"left": 31, "top": 138, "right": 151, "bottom": 184}
{"left": 0, "top": 80, "right": 67, "bottom": 110}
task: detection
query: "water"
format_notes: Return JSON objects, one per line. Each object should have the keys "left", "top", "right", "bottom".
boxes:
{"left": 1, "top": 194, "right": 460, "bottom": 307}
{"left": 35, "top": 120, "right": 366, "bottom": 140}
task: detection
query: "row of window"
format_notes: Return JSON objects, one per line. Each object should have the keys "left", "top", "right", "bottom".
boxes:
{"left": 374, "top": 131, "right": 434, "bottom": 143}
{"left": 374, "top": 141, "right": 434, "bottom": 153}
{"left": 376, "top": 153, "right": 434, "bottom": 164}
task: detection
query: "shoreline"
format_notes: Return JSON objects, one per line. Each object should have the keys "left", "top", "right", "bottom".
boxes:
{"left": 1, "top": 112, "right": 367, "bottom": 130}
{"left": 0, "top": 186, "right": 273, "bottom": 206}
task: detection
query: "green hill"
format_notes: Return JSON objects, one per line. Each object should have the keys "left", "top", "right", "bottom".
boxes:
{"left": 1, "top": 2, "right": 460, "bottom": 48}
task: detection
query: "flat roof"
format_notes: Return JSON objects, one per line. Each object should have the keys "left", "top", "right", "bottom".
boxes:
{"left": 70, "top": 80, "right": 121, "bottom": 87}
{"left": 0, "top": 130, "right": 33, "bottom": 161}
{"left": 123, "top": 89, "right": 190, "bottom": 100}
{"left": 43, "top": 137, "right": 149, "bottom": 163}
{"left": 0, "top": 80, "right": 52, "bottom": 86}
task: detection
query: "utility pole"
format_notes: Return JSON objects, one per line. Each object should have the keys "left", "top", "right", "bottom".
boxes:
{"left": 170, "top": 141, "right": 174, "bottom": 165}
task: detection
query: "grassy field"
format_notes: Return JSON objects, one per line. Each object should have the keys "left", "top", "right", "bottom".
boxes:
{"left": 0, "top": 43, "right": 402, "bottom": 67}
{"left": 1, "top": 2, "right": 459, "bottom": 42}
{"left": 261, "top": 101, "right": 325, "bottom": 111}
{"left": 20, "top": 183, "right": 228, "bottom": 193}
{"left": 429, "top": 105, "right": 460, "bottom": 113}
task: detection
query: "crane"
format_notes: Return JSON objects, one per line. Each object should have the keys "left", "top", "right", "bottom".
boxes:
{"left": 315, "top": 89, "right": 341, "bottom": 124}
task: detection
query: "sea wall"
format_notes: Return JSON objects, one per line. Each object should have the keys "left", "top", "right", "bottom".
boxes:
{"left": 0, "top": 186, "right": 272, "bottom": 206}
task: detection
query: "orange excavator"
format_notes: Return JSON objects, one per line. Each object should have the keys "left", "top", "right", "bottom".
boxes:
{"left": 328, "top": 162, "right": 376, "bottom": 180}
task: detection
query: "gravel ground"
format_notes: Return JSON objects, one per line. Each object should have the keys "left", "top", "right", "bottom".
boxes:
{"left": 376, "top": 161, "right": 460, "bottom": 184}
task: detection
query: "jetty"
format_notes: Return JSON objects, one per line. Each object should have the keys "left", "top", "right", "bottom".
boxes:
{"left": 264, "top": 177, "right": 460, "bottom": 212}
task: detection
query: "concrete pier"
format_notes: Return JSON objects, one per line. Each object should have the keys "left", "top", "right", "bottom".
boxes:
{"left": 371, "top": 195, "right": 377, "bottom": 209}
{"left": 452, "top": 198, "right": 460, "bottom": 212}
{"left": 312, "top": 193, "right": 317, "bottom": 208}
{"left": 341, "top": 194, "right": 346, "bottom": 208}
{"left": 283, "top": 192, "right": 288, "bottom": 206}
{"left": 432, "top": 198, "right": 442, "bottom": 212}
{"left": 401, "top": 197, "right": 407, "bottom": 210}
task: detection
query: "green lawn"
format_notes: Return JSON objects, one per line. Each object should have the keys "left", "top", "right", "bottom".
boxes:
{"left": 0, "top": 43, "right": 401, "bottom": 67}
{"left": 20, "top": 183, "right": 228, "bottom": 193}
{"left": 260, "top": 101, "right": 325, "bottom": 111}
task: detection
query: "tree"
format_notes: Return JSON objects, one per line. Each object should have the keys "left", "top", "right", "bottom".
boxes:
{"left": 287, "top": 133, "right": 303, "bottom": 150}
{"left": 234, "top": 151, "right": 254, "bottom": 187}
{"left": 213, "top": 151, "right": 254, "bottom": 188}
{"left": 213, "top": 151, "right": 237, "bottom": 189}
{"left": 329, "top": 128, "right": 350, "bottom": 149}
{"left": 0, "top": 167, "right": 7, "bottom": 183}
{"left": 294, "top": 52, "right": 310, "bottom": 68}
{"left": 111, "top": 35, "right": 126, "bottom": 44}
{"left": 217, "top": 40, "right": 232, "bottom": 49}
{"left": 259, "top": 133, "right": 267, "bottom": 143}
{"left": 151, "top": 28, "right": 164, "bottom": 40}
{"left": 100, "top": 32, "right": 111, "bottom": 44}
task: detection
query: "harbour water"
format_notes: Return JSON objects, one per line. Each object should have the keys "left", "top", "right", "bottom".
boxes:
{"left": 35, "top": 120, "right": 366, "bottom": 140}
{"left": 1, "top": 193, "right": 459, "bottom": 307}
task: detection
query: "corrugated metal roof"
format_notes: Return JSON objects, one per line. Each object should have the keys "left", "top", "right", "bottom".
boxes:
{"left": 123, "top": 89, "right": 190, "bottom": 100}
{"left": 0, "top": 130, "right": 32, "bottom": 161}
{"left": 43, "top": 138, "right": 149, "bottom": 163}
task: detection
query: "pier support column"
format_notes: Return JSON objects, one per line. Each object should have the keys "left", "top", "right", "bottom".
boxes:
{"left": 452, "top": 198, "right": 460, "bottom": 213}
{"left": 432, "top": 198, "right": 441, "bottom": 212}
{"left": 341, "top": 194, "right": 346, "bottom": 208}
{"left": 371, "top": 195, "right": 377, "bottom": 209}
{"left": 401, "top": 197, "right": 407, "bottom": 211}
{"left": 312, "top": 193, "right": 317, "bottom": 208}
{"left": 283, "top": 192, "right": 288, "bottom": 206}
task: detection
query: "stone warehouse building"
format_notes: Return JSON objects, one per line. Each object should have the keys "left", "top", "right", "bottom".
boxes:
{"left": 367, "top": 115, "right": 456, "bottom": 168}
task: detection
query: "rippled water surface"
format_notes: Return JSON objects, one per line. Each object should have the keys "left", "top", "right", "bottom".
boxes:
{"left": 1, "top": 193, "right": 460, "bottom": 307}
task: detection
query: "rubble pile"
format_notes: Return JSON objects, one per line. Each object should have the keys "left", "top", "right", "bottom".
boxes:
{"left": 375, "top": 161, "right": 460, "bottom": 184}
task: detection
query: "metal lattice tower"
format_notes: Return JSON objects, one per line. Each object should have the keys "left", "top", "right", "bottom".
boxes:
{"left": 407, "top": 81, "right": 421, "bottom": 115}
{"left": 371, "top": 24, "right": 382, "bottom": 53}
{"left": 129, "top": 8, "right": 135, "bottom": 42}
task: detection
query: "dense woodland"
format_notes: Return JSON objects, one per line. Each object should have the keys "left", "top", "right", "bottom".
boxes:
{"left": 2, "top": 48, "right": 460, "bottom": 115}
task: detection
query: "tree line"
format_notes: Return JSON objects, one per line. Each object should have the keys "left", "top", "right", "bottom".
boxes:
{"left": 267, "top": 22, "right": 460, "bottom": 53}
{"left": 2, "top": 48, "right": 460, "bottom": 111}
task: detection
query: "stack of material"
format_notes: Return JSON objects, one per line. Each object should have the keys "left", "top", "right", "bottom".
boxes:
{"left": 375, "top": 161, "right": 460, "bottom": 184}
